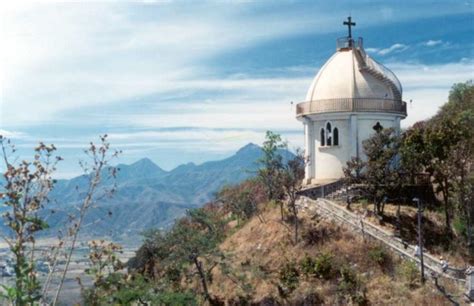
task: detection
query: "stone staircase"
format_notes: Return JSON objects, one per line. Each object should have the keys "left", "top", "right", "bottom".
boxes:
{"left": 297, "top": 196, "right": 467, "bottom": 283}
{"left": 361, "top": 65, "right": 402, "bottom": 101}
{"left": 354, "top": 47, "right": 402, "bottom": 101}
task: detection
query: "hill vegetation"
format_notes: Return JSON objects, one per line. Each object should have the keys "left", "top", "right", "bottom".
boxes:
{"left": 344, "top": 81, "right": 473, "bottom": 259}
{"left": 84, "top": 186, "right": 463, "bottom": 305}
{"left": 0, "top": 82, "right": 471, "bottom": 304}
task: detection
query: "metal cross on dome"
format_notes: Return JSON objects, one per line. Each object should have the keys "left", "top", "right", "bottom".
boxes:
{"left": 343, "top": 16, "right": 356, "bottom": 39}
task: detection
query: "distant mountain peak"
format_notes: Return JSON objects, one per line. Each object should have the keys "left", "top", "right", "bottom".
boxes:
{"left": 236, "top": 143, "right": 261, "bottom": 154}
{"left": 128, "top": 158, "right": 165, "bottom": 173}
{"left": 131, "top": 157, "right": 155, "bottom": 167}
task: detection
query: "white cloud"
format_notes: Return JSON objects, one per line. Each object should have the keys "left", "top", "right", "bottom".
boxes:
{"left": 423, "top": 39, "right": 443, "bottom": 47}
{"left": 365, "top": 47, "right": 380, "bottom": 53}
{"left": 365, "top": 44, "right": 409, "bottom": 56}
{"left": 3, "top": 2, "right": 465, "bottom": 128}
{"left": 0, "top": 129, "right": 27, "bottom": 139}
{"left": 389, "top": 60, "right": 474, "bottom": 127}
{"left": 0, "top": 2, "right": 340, "bottom": 128}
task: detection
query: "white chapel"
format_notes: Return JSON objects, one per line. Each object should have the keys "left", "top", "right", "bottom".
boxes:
{"left": 296, "top": 17, "right": 407, "bottom": 185}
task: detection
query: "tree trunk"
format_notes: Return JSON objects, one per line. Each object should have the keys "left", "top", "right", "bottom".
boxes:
{"left": 459, "top": 167, "right": 473, "bottom": 256}
{"left": 280, "top": 201, "right": 284, "bottom": 220}
{"left": 292, "top": 204, "right": 298, "bottom": 244}
{"left": 442, "top": 183, "right": 451, "bottom": 234}
{"left": 193, "top": 257, "right": 210, "bottom": 302}
{"left": 396, "top": 203, "right": 402, "bottom": 237}
{"left": 468, "top": 201, "right": 474, "bottom": 257}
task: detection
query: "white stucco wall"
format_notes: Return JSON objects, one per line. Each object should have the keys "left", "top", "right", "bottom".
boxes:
{"left": 306, "top": 112, "right": 403, "bottom": 183}
{"left": 313, "top": 117, "right": 351, "bottom": 181}
{"left": 356, "top": 114, "right": 400, "bottom": 160}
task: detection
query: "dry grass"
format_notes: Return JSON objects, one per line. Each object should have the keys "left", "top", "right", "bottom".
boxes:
{"left": 334, "top": 200, "right": 469, "bottom": 266}
{"left": 202, "top": 203, "right": 465, "bottom": 305}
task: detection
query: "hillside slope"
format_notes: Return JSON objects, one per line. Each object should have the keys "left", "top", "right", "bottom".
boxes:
{"left": 205, "top": 204, "right": 463, "bottom": 305}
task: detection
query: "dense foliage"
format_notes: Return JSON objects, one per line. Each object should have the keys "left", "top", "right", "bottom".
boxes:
{"left": 344, "top": 81, "right": 474, "bottom": 253}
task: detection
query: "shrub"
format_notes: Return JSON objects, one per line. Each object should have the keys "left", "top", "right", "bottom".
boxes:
{"left": 291, "top": 291, "right": 324, "bottom": 305}
{"left": 397, "top": 260, "right": 419, "bottom": 288}
{"left": 151, "top": 291, "right": 198, "bottom": 305}
{"left": 352, "top": 292, "right": 369, "bottom": 306}
{"left": 338, "top": 265, "right": 358, "bottom": 294}
{"left": 368, "top": 246, "right": 389, "bottom": 266}
{"left": 257, "top": 296, "right": 281, "bottom": 305}
{"left": 302, "top": 225, "right": 329, "bottom": 246}
{"left": 337, "top": 265, "right": 368, "bottom": 305}
{"left": 298, "top": 253, "right": 333, "bottom": 280}
{"left": 314, "top": 253, "right": 333, "bottom": 279}
{"left": 453, "top": 216, "right": 467, "bottom": 237}
{"left": 218, "top": 179, "right": 267, "bottom": 223}
{"left": 299, "top": 255, "right": 316, "bottom": 277}
{"left": 278, "top": 261, "right": 300, "bottom": 293}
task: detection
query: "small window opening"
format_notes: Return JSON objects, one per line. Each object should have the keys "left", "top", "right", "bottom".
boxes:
{"left": 326, "top": 122, "right": 332, "bottom": 146}
{"left": 333, "top": 128, "right": 339, "bottom": 146}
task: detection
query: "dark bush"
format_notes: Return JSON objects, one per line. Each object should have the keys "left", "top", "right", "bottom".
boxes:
{"left": 290, "top": 292, "right": 324, "bottom": 305}
{"left": 278, "top": 261, "right": 300, "bottom": 294}
{"left": 299, "top": 254, "right": 316, "bottom": 277}
{"left": 253, "top": 296, "right": 281, "bottom": 306}
{"left": 299, "top": 253, "right": 333, "bottom": 280}
{"left": 314, "top": 253, "right": 333, "bottom": 279}
{"left": 302, "top": 225, "right": 329, "bottom": 246}
{"left": 337, "top": 265, "right": 368, "bottom": 305}
{"left": 368, "top": 245, "right": 389, "bottom": 266}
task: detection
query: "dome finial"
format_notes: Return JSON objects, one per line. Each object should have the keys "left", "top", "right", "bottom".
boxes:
{"left": 343, "top": 16, "right": 356, "bottom": 40}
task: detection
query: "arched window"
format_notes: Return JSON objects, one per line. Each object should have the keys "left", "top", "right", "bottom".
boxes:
{"left": 320, "top": 128, "right": 325, "bottom": 146}
{"left": 326, "top": 122, "right": 332, "bottom": 146}
{"left": 333, "top": 128, "right": 339, "bottom": 146}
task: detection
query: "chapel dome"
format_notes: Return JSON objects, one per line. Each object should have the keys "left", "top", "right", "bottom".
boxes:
{"left": 305, "top": 40, "right": 403, "bottom": 102}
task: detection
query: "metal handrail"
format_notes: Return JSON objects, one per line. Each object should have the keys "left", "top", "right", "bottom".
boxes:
{"left": 315, "top": 198, "right": 467, "bottom": 281}
{"left": 365, "top": 57, "right": 403, "bottom": 96}
{"left": 296, "top": 98, "right": 407, "bottom": 116}
{"left": 336, "top": 36, "right": 364, "bottom": 50}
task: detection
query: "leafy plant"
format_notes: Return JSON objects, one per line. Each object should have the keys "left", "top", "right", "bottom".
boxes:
{"left": 337, "top": 265, "right": 367, "bottom": 305}
{"left": 257, "top": 131, "right": 286, "bottom": 219}
{"left": 314, "top": 253, "right": 333, "bottom": 279}
{"left": 299, "top": 253, "right": 334, "bottom": 279}
{"left": 281, "top": 149, "right": 305, "bottom": 244}
{"left": 368, "top": 246, "right": 389, "bottom": 266}
{"left": 278, "top": 261, "right": 299, "bottom": 293}
{"left": 217, "top": 178, "right": 267, "bottom": 224}
{"left": 51, "top": 135, "right": 119, "bottom": 305}
{"left": 0, "top": 137, "right": 61, "bottom": 305}
{"left": 81, "top": 240, "right": 125, "bottom": 304}
{"left": 302, "top": 225, "right": 331, "bottom": 246}
{"left": 397, "top": 260, "right": 419, "bottom": 288}
{"left": 299, "top": 255, "right": 316, "bottom": 277}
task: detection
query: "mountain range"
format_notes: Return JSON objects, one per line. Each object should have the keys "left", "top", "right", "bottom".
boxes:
{"left": 35, "top": 143, "right": 293, "bottom": 242}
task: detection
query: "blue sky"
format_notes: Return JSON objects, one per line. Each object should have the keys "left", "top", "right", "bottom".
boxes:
{"left": 1, "top": 0, "right": 473, "bottom": 178}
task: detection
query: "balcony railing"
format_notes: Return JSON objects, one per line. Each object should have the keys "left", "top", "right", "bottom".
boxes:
{"left": 336, "top": 37, "right": 364, "bottom": 50}
{"left": 296, "top": 98, "right": 407, "bottom": 117}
